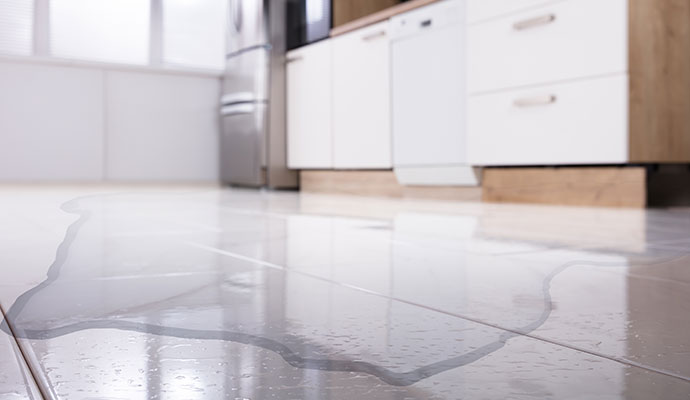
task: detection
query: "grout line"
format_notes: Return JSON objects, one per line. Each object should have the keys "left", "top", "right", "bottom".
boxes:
{"left": 11, "top": 345, "right": 39, "bottom": 400}
{"left": 0, "top": 303, "right": 50, "bottom": 400}
{"left": 186, "top": 240, "right": 690, "bottom": 384}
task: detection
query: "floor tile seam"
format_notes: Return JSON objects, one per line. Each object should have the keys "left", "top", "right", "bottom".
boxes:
{"left": 0, "top": 302, "right": 48, "bottom": 400}
{"left": 186, "top": 241, "right": 690, "bottom": 385}
{"left": 6, "top": 270, "right": 226, "bottom": 284}
{"left": 581, "top": 267, "right": 690, "bottom": 288}
{"left": 645, "top": 235, "right": 690, "bottom": 244}
{"left": 503, "top": 243, "right": 689, "bottom": 264}
{"left": 387, "top": 295, "right": 690, "bottom": 384}
{"left": 645, "top": 243, "right": 690, "bottom": 252}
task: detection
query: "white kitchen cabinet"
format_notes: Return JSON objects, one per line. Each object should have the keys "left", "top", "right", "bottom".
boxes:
{"left": 465, "top": 0, "right": 629, "bottom": 166}
{"left": 467, "top": 0, "right": 627, "bottom": 94}
{"left": 332, "top": 21, "right": 392, "bottom": 169}
{"left": 465, "top": 0, "right": 690, "bottom": 166}
{"left": 286, "top": 40, "right": 333, "bottom": 169}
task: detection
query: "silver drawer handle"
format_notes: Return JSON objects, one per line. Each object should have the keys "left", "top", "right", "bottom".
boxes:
{"left": 362, "top": 30, "right": 386, "bottom": 41}
{"left": 513, "top": 14, "right": 556, "bottom": 30}
{"left": 514, "top": 95, "right": 557, "bottom": 107}
{"left": 285, "top": 55, "right": 304, "bottom": 64}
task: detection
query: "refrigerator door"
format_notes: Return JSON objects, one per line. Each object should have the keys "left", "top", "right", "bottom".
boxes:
{"left": 227, "top": 0, "right": 268, "bottom": 55}
{"left": 220, "top": 102, "right": 268, "bottom": 186}
{"left": 223, "top": 48, "right": 269, "bottom": 101}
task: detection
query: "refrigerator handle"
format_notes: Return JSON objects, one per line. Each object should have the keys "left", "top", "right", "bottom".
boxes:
{"left": 231, "top": 0, "right": 242, "bottom": 32}
{"left": 221, "top": 103, "right": 256, "bottom": 116}
{"left": 221, "top": 92, "right": 256, "bottom": 106}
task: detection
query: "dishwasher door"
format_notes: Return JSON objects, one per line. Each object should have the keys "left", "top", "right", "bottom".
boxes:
{"left": 391, "top": 0, "right": 479, "bottom": 185}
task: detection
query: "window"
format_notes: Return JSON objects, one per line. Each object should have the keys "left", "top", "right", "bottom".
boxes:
{"left": 50, "top": 0, "right": 150, "bottom": 65}
{"left": 162, "top": 0, "right": 226, "bottom": 70}
{"left": 0, "top": 0, "right": 226, "bottom": 71}
{"left": 0, "top": 0, "right": 34, "bottom": 56}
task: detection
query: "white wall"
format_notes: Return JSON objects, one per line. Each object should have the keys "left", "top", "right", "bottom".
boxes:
{"left": 0, "top": 62, "right": 105, "bottom": 181}
{"left": 105, "top": 71, "right": 220, "bottom": 181}
{"left": 0, "top": 57, "right": 221, "bottom": 182}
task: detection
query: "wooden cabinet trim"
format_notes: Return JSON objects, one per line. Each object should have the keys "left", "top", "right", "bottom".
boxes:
{"left": 628, "top": 0, "right": 690, "bottom": 162}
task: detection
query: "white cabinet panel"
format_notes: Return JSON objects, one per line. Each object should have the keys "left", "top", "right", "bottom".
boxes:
{"left": 105, "top": 71, "right": 220, "bottom": 181}
{"left": 467, "top": 0, "right": 561, "bottom": 23}
{"left": 286, "top": 40, "right": 333, "bottom": 169}
{"left": 0, "top": 61, "right": 104, "bottom": 181}
{"left": 468, "top": 0, "right": 627, "bottom": 94}
{"left": 332, "top": 21, "right": 392, "bottom": 169}
{"left": 467, "top": 75, "right": 628, "bottom": 165}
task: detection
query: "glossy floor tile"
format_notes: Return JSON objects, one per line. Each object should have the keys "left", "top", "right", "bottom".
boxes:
{"left": 0, "top": 316, "right": 41, "bottom": 399}
{"left": 0, "top": 186, "right": 689, "bottom": 399}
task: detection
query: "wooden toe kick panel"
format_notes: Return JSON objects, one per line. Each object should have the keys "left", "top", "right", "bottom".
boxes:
{"left": 300, "top": 170, "right": 482, "bottom": 202}
{"left": 481, "top": 167, "right": 647, "bottom": 208}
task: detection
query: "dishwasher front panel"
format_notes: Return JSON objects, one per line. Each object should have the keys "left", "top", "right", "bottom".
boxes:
{"left": 391, "top": 1, "right": 467, "bottom": 167}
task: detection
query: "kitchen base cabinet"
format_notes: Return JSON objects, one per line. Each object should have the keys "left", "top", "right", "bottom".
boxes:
{"left": 332, "top": 21, "right": 392, "bottom": 169}
{"left": 286, "top": 40, "right": 333, "bottom": 169}
{"left": 467, "top": 0, "right": 690, "bottom": 166}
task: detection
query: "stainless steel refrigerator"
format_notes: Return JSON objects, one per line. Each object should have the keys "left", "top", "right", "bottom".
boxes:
{"left": 220, "top": 0, "right": 297, "bottom": 188}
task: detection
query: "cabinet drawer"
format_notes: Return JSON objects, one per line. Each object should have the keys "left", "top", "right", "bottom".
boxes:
{"left": 468, "top": 0, "right": 627, "bottom": 94}
{"left": 467, "top": 0, "right": 561, "bottom": 24}
{"left": 467, "top": 75, "right": 628, "bottom": 166}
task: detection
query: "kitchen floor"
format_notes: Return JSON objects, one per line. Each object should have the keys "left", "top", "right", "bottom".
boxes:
{"left": 1, "top": 186, "right": 689, "bottom": 400}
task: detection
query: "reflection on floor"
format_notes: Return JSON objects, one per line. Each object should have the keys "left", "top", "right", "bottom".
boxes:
{"left": 0, "top": 186, "right": 689, "bottom": 399}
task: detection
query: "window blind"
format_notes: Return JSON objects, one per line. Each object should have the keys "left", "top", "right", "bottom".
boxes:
{"left": 0, "top": 0, "right": 34, "bottom": 56}
{"left": 162, "top": 0, "right": 225, "bottom": 70}
{"left": 50, "top": 0, "right": 150, "bottom": 65}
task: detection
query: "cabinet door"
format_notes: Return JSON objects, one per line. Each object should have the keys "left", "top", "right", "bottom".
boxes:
{"left": 332, "top": 21, "right": 392, "bottom": 169}
{"left": 286, "top": 40, "right": 333, "bottom": 169}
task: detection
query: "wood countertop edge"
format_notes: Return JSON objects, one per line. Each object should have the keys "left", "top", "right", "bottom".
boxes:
{"left": 330, "top": 0, "right": 442, "bottom": 37}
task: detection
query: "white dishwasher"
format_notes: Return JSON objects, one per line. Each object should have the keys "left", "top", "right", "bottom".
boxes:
{"left": 390, "top": 0, "right": 479, "bottom": 186}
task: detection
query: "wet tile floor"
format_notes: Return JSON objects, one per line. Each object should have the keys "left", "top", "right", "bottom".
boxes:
{"left": 0, "top": 186, "right": 689, "bottom": 399}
